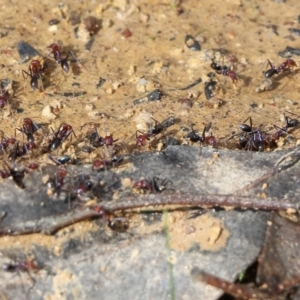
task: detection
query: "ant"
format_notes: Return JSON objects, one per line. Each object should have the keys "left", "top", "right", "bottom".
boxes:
{"left": 46, "top": 168, "right": 68, "bottom": 198}
{"left": 92, "top": 205, "right": 129, "bottom": 231}
{"left": 281, "top": 110, "right": 300, "bottom": 129}
{"left": 75, "top": 178, "right": 94, "bottom": 197}
{"left": 149, "top": 116, "right": 175, "bottom": 135}
{"left": 0, "top": 137, "right": 17, "bottom": 154}
{"left": 8, "top": 141, "right": 37, "bottom": 160}
{"left": 48, "top": 123, "right": 76, "bottom": 151}
{"left": 2, "top": 259, "right": 40, "bottom": 273}
{"left": 92, "top": 156, "right": 123, "bottom": 171}
{"left": 185, "top": 124, "right": 217, "bottom": 148}
{"left": 136, "top": 116, "right": 175, "bottom": 147}
{"left": 0, "top": 90, "right": 9, "bottom": 109}
{"left": 2, "top": 258, "right": 42, "bottom": 298}
{"left": 0, "top": 163, "right": 26, "bottom": 189}
{"left": 70, "top": 173, "right": 98, "bottom": 202}
{"left": 271, "top": 111, "right": 299, "bottom": 142}
{"left": 264, "top": 58, "right": 297, "bottom": 78}
{"left": 15, "top": 118, "right": 41, "bottom": 143}
{"left": 133, "top": 177, "right": 172, "bottom": 193}
{"left": 136, "top": 130, "right": 153, "bottom": 147}
{"left": 87, "top": 129, "right": 118, "bottom": 148}
{"left": 237, "top": 117, "right": 269, "bottom": 151}
{"left": 210, "top": 58, "right": 238, "bottom": 83}
{"left": 47, "top": 43, "right": 81, "bottom": 73}
{"left": 22, "top": 58, "right": 47, "bottom": 90}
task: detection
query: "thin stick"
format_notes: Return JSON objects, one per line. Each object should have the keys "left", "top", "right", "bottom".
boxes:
{"left": 1, "top": 192, "right": 299, "bottom": 236}
{"left": 191, "top": 268, "right": 269, "bottom": 300}
{"left": 101, "top": 193, "right": 300, "bottom": 212}
{"left": 234, "top": 145, "right": 300, "bottom": 195}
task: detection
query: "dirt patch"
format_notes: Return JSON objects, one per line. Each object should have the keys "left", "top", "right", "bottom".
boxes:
{"left": 168, "top": 211, "right": 230, "bottom": 252}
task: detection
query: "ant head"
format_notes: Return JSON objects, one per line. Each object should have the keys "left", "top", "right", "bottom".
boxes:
{"left": 287, "top": 58, "right": 297, "bottom": 67}
{"left": 104, "top": 134, "right": 114, "bottom": 146}
{"left": 30, "top": 78, "right": 39, "bottom": 90}
{"left": 0, "top": 96, "right": 7, "bottom": 108}
{"left": 92, "top": 159, "right": 104, "bottom": 171}
{"left": 61, "top": 60, "right": 69, "bottom": 73}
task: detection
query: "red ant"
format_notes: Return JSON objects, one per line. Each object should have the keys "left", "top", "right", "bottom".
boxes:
{"left": 92, "top": 156, "right": 123, "bottom": 171}
{"left": 210, "top": 58, "right": 238, "bottom": 83}
{"left": 0, "top": 163, "right": 26, "bottom": 189}
{"left": 46, "top": 168, "right": 68, "bottom": 198}
{"left": 185, "top": 124, "right": 217, "bottom": 147}
{"left": 2, "top": 258, "right": 42, "bottom": 298}
{"left": 87, "top": 129, "right": 118, "bottom": 148}
{"left": 103, "top": 133, "right": 118, "bottom": 146}
{"left": 136, "top": 117, "right": 175, "bottom": 146}
{"left": 92, "top": 205, "right": 129, "bottom": 231}
{"left": 22, "top": 58, "right": 47, "bottom": 90}
{"left": 271, "top": 111, "right": 299, "bottom": 142}
{"left": 0, "top": 137, "right": 17, "bottom": 154}
{"left": 136, "top": 131, "right": 152, "bottom": 147}
{"left": 48, "top": 43, "right": 81, "bottom": 73}
{"left": 2, "top": 259, "right": 40, "bottom": 273}
{"left": 264, "top": 58, "right": 297, "bottom": 78}
{"left": 70, "top": 173, "right": 98, "bottom": 202}
{"left": 8, "top": 141, "right": 37, "bottom": 160}
{"left": 75, "top": 179, "right": 94, "bottom": 196}
{"left": 48, "top": 123, "right": 76, "bottom": 151}
{"left": 15, "top": 118, "right": 41, "bottom": 143}
{"left": 133, "top": 177, "right": 172, "bottom": 193}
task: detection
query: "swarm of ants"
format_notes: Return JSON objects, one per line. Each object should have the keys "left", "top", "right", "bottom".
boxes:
{"left": 1, "top": 38, "right": 300, "bottom": 300}
{"left": 1, "top": 43, "right": 299, "bottom": 209}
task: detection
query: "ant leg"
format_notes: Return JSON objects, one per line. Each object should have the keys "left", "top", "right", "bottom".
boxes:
{"left": 190, "top": 123, "right": 196, "bottom": 135}
{"left": 284, "top": 110, "right": 300, "bottom": 118}
{"left": 24, "top": 270, "right": 36, "bottom": 299}
{"left": 273, "top": 124, "right": 287, "bottom": 132}
{"left": 201, "top": 125, "right": 207, "bottom": 141}
{"left": 69, "top": 51, "right": 86, "bottom": 71}
{"left": 39, "top": 73, "right": 44, "bottom": 92}
{"left": 267, "top": 59, "right": 275, "bottom": 70}
{"left": 66, "top": 129, "right": 76, "bottom": 142}
{"left": 22, "top": 70, "right": 31, "bottom": 80}
{"left": 242, "top": 116, "right": 252, "bottom": 128}
{"left": 136, "top": 129, "right": 147, "bottom": 136}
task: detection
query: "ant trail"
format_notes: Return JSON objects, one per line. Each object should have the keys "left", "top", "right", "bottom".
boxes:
{"left": 234, "top": 145, "right": 300, "bottom": 196}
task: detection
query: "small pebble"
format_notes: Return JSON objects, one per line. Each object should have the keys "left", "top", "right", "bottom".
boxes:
{"left": 122, "top": 28, "right": 132, "bottom": 38}
{"left": 85, "top": 103, "right": 94, "bottom": 111}
{"left": 42, "top": 105, "right": 57, "bottom": 119}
